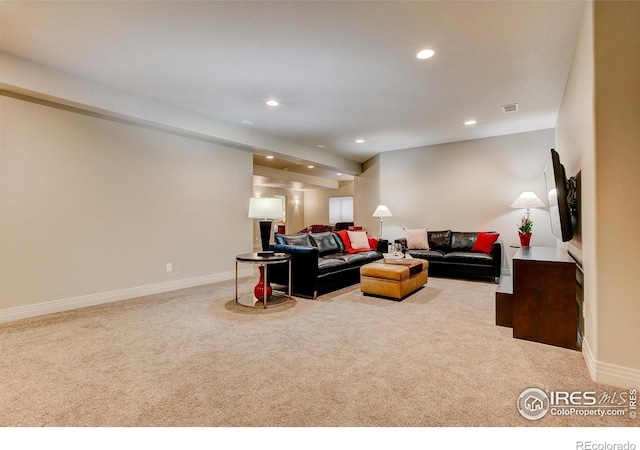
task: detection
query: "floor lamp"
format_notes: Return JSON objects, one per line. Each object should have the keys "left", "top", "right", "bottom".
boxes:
{"left": 372, "top": 204, "right": 393, "bottom": 239}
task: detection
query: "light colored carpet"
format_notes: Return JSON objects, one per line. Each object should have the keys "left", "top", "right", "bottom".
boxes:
{"left": 0, "top": 276, "right": 634, "bottom": 427}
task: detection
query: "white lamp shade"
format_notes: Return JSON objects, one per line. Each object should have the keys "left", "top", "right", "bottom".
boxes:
{"left": 510, "top": 192, "right": 545, "bottom": 209}
{"left": 248, "top": 197, "right": 284, "bottom": 220}
{"left": 372, "top": 204, "right": 393, "bottom": 217}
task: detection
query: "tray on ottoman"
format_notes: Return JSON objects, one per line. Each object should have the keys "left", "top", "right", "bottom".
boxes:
{"left": 383, "top": 254, "right": 415, "bottom": 265}
{"left": 360, "top": 259, "right": 428, "bottom": 300}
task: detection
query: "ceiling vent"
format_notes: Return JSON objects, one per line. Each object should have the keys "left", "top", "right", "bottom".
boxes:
{"left": 502, "top": 103, "right": 519, "bottom": 113}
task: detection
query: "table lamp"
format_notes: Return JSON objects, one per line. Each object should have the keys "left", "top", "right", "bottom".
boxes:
{"left": 511, "top": 191, "right": 545, "bottom": 247}
{"left": 248, "top": 197, "right": 284, "bottom": 256}
{"left": 510, "top": 191, "right": 545, "bottom": 219}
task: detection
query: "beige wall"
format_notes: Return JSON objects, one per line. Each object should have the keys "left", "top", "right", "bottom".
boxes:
{"left": 593, "top": 1, "right": 640, "bottom": 382}
{"left": 354, "top": 154, "right": 381, "bottom": 236}
{"left": 303, "top": 181, "right": 354, "bottom": 228}
{"left": 556, "top": 1, "right": 640, "bottom": 388}
{"left": 251, "top": 186, "right": 305, "bottom": 247}
{"left": 357, "top": 130, "right": 557, "bottom": 274}
{"left": 0, "top": 95, "right": 253, "bottom": 317}
{"left": 555, "top": 0, "right": 591, "bottom": 262}
{"left": 0, "top": 52, "right": 361, "bottom": 177}
{"left": 556, "top": 1, "right": 597, "bottom": 363}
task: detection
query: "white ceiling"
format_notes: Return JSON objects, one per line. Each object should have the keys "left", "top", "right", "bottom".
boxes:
{"left": 0, "top": 1, "right": 585, "bottom": 187}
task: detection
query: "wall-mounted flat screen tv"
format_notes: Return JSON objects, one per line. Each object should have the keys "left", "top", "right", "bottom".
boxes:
{"left": 544, "top": 148, "right": 573, "bottom": 242}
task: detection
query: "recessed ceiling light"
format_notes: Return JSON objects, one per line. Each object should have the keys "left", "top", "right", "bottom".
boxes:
{"left": 316, "top": 144, "right": 325, "bottom": 148}
{"left": 416, "top": 49, "right": 435, "bottom": 60}
{"left": 266, "top": 99, "right": 279, "bottom": 107}
{"left": 266, "top": 155, "right": 274, "bottom": 159}
{"left": 465, "top": 120, "right": 477, "bottom": 126}
{"left": 241, "top": 119, "right": 255, "bottom": 125}
{"left": 307, "top": 165, "right": 314, "bottom": 169}
{"left": 337, "top": 173, "right": 343, "bottom": 176}
{"left": 355, "top": 139, "right": 365, "bottom": 144}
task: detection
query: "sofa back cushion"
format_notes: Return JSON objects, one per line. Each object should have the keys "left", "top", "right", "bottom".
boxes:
{"left": 309, "top": 232, "right": 341, "bottom": 255}
{"left": 331, "top": 232, "right": 346, "bottom": 253}
{"left": 450, "top": 232, "right": 479, "bottom": 251}
{"left": 428, "top": 230, "right": 452, "bottom": 251}
{"left": 275, "top": 233, "right": 312, "bottom": 247}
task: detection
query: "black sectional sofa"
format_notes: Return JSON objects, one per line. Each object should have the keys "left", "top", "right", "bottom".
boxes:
{"left": 268, "top": 231, "right": 383, "bottom": 298}
{"left": 268, "top": 229, "right": 501, "bottom": 299}
{"left": 397, "top": 230, "right": 502, "bottom": 283}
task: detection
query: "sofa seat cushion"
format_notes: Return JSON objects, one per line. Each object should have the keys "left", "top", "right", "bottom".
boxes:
{"left": 317, "top": 257, "right": 349, "bottom": 274}
{"left": 408, "top": 249, "right": 446, "bottom": 260}
{"left": 334, "top": 251, "right": 379, "bottom": 265}
{"left": 443, "top": 251, "right": 493, "bottom": 265}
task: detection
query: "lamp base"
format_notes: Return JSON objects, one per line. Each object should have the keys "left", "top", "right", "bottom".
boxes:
{"left": 259, "top": 220, "right": 272, "bottom": 252}
{"left": 254, "top": 265, "right": 272, "bottom": 302}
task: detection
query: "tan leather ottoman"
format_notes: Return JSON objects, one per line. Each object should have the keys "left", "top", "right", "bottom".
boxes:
{"left": 360, "top": 259, "right": 428, "bottom": 300}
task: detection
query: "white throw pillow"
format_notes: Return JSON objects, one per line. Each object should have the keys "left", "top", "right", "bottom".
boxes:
{"left": 347, "top": 230, "right": 370, "bottom": 249}
{"left": 404, "top": 227, "right": 430, "bottom": 250}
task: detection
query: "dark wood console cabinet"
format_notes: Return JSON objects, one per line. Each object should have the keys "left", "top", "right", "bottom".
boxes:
{"left": 495, "top": 246, "right": 578, "bottom": 350}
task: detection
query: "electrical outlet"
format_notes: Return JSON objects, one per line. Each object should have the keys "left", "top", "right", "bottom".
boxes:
{"left": 166, "top": 263, "right": 173, "bottom": 273}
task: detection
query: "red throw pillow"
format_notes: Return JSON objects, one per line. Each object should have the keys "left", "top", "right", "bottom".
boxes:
{"left": 346, "top": 230, "right": 373, "bottom": 253}
{"left": 334, "top": 230, "right": 353, "bottom": 252}
{"left": 336, "top": 230, "right": 375, "bottom": 253}
{"left": 471, "top": 232, "right": 500, "bottom": 254}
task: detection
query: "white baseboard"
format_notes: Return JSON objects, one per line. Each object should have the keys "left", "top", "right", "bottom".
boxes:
{"left": 582, "top": 338, "right": 640, "bottom": 389}
{"left": 0, "top": 268, "right": 254, "bottom": 324}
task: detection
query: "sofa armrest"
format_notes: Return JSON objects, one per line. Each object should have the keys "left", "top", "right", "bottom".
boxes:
{"left": 492, "top": 240, "right": 503, "bottom": 279}
{"left": 270, "top": 244, "right": 320, "bottom": 297}
{"left": 376, "top": 239, "right": 389, "bottom": 253}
